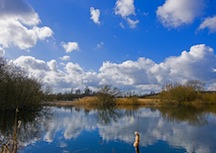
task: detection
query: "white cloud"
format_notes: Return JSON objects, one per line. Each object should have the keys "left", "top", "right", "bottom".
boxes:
{"left": 156, "top": 0, "right": 204, "bottom": 28}
{"left": 120, "top": 22, "right": 125, "bottom": 29}
{"left": 61, "top": 42, "right": 79, "bottom": 53}
{"left": 47, "top": 60, "right": 58, "bottom": 72}
{"left": 13, "top": 56, "right": 47, "bottom": 70}
{"left": 96, "top": 42, "right": 104, "bottom": 49}
{"left": 98, "top": 44, "right": 216, "bottom": 93}
{"left": 60, "top": 56, "right": 70, "bottom": 61}
{"left": 98, "top": 58, "right": 156, "bottom": 87}
{"left": 12, "top": 56, "right": 50, "bottom": 83}
{"left": 65, "top": 62, "right": 84, "bottom": 75}
{"left": 90, "top": 7, "right": 101, "bottom": 25}
{"left": 65, "top": 62, "right": 99, "bottom": 87}
{"left": 160, "top": 44, "right": 216, "bottom": 82}
{"left": 208, "top": 83, "right": 216, "bottom": 91}
{"left": 0, "top": 0, "right": 40, "bottom": 26}
{"left": 12, "top": 56, "right": 98, "bottom": 92}
{"left": 114, "top": 0, "right": 139, "bottom": 28}
{"left": 33, "top": 26, "right": 53, "bottom": 40}
{"left": 0, "top": 0, "right": 53, "bottom": 50}
{"left": 126, "top": 18, "right": 139, "bottom": 28}
{"left": 0, "top": 47, "right": 5, "bottom": 57}
{"left": 198, "top": 16, "right": 216, "bottom": 33}
{"left": 114, "top": 0, "right": 135, "bottom": 18}
{"left": 11, "top": 44, "right": 216, "bottom": 93}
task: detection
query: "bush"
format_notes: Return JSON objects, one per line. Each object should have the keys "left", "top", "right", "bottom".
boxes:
{"left": 201, "top": 92, "right": 216, "bottom": 103}
{"left": 96, "top": 85, "right": 121, "bottom": 107}
{"left": 0, "top": 58, "right": 45, "bottom": 110}
{"left": 160, "top": 81, "right": 203, "bottom": 104}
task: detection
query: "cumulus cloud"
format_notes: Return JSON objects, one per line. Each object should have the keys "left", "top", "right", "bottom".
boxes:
{"left": 12, "top": 56, "right": 99, "bottom": 92}
{"left": 99, "top": 58, "right": 156, "bottom": 86}
{"left": 61, "top": 42, "right": 79, "bottom": 53}
{"left": 0, "top": 0, "right": 40, "bottom": 25}
{"left": 160, "top": 44, "right": 216, "bottom": 82}
{"left": 12, "top": 56, "right": 68, "bottom": 91}
{"left": 13, "top": 56, "right": 48, "bottom": 71}
{"left": 0, "top": 0, "right": 53, "bottom": 50}
{"left": 90, "top": 7, "right": 101, "bottom": 25}
{"left": 156, "top": 0, "right": 204, "bottom": 28}
{"left": 99, "top": 44, "right": 216, "bottom": 92}
{"left": 47, "top": 60, "right": 58, "bottom": 72}
{"left": 32, "top": 26, "right": 53, "bottom": 40}
{"left": 198, "top": 16, "right": 216, "bottom": 33}
{"left": 114, "top": 0, "right": 135, "bottom": 18}
{"left": 114, "top": 0, "right": 139, "bottom": 28}
{"left": 11, "top": 44, "right": 216, "bottom": 93}
{"left": 60, "top": 56, "right": 70, "bottom": 61}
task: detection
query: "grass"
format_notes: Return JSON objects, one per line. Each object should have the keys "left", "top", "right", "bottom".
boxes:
{"left": 48, "top": 96, "right": 161, "bottom": 109}
{"left": 47, "top": 94, "right": 216, "bottom": 111}
{"left": 116, "top": 97, "right": 160, "bottom": 105}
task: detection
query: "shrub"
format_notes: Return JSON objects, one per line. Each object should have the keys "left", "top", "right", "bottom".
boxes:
{"left": 0, "top": 58, "right": 45, "bottom": 110}
{"left": 160, "top": 81, "right": 203, "bottom": 104}
{"left": 201, "top": 92, "right": 216, "bottom": 103}
{"left": 96, "top": 85, "right": 121, "bottom": 107}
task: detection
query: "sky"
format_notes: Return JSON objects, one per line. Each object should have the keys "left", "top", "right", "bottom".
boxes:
{"left": 0, "top": 0, "right": 216, "bottom": 94}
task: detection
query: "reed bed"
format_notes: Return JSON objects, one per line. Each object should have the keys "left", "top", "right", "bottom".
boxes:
{"left": 1, "top": 108, "right": 21, "bottom": 153}
{"left": 116, "top": 97, "right": 160, "bottom": 106}
{"left": 48, "top": 96, "right": 161, "bottom": 108}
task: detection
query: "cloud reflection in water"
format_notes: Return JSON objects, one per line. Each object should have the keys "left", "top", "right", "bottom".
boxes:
{"left": 14, "top": 107, "right": 216, "bottom": 153}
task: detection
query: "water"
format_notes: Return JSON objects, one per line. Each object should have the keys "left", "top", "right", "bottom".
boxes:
{"left": 1, "top": 106, "right": 216, "bottom": 153}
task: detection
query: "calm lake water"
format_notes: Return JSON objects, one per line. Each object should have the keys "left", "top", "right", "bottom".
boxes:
{"left": 1, "top": 106, "right": 216, "bottom": 153}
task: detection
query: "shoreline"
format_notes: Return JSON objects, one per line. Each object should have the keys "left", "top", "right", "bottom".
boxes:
{"left": 45, "top": 96, "right": 216, "bottom": 108}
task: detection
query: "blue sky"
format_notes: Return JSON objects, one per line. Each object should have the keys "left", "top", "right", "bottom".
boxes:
{"left": 0, "top": 0, "right": 216, "bottom": 93}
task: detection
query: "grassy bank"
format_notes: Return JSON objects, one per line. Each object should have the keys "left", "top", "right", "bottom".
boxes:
{"left": 116, "top": 97, "right": 160, "bottom": 105}
{"left": 47, "top": 95, "right": 216, "bottom": 110}
{"left": 48, "top": 96, "right": 161, "bottom": 107}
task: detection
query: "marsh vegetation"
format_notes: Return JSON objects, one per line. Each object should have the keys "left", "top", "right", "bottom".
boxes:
{"left": 49, "top": 80, "right": 216, "bottom": 109}
{"left": 160, "top": 80, "right": 216, "bottom": 104}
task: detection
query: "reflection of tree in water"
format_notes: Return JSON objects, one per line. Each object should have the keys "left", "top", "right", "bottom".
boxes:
{"left": 158, "top": 105, "right": 208, "bottom": 126}
{"left": 96, "top": 106, "right": 122, "bottom": 125}
{"left": 0, "top": 107, "right": 52, "bottom": 147}
{"left": 123, "top": 108, "right": 138, "bottom": 117}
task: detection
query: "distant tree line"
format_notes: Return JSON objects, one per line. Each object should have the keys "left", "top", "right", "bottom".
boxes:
{"left": 46, "top": 86, "right": 96, "bottom": 101}
{"left": 47, "top": 85, "right": 121, "bottom": 101}
{"left": 0, "top": 58, "right": 45, "bottom": 111}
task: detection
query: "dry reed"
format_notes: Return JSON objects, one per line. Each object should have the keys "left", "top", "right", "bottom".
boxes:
{"left": 1, "top": 108, "right": 21, "bottom": 153}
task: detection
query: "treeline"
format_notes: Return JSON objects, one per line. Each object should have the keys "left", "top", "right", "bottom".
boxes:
{"left": 46, "top": 87, "right": 96, "bottom": 101}
{"left": 46, "top": 85, "right": 122, "bottom": 108}
{"left": 0, "top": 58, "right": 45, "bottom": 110}
{"left": 47, "top": 85, "right": 122, "bottom": 102}
{"left": 160, "top": 80, "right": 216, "bottom": 104}
{"left": 47, "top": 86, "right": 156, "bottom": 102}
